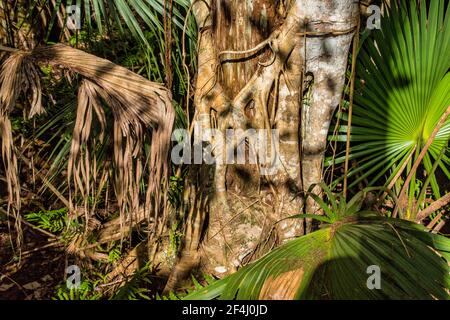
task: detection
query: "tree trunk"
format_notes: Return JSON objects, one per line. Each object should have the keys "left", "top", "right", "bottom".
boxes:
{"left": 164, "top": 0, "right": 358, "bottom": 292}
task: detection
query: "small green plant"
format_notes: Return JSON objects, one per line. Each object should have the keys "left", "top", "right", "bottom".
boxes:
{"left": 54, "top": 279, "right": 103, "bottom": 300}
{"left": 168, "top": 220, "right": 183, "bottom": 260}
{"left": 25, "top": 208, "right": 69, "bottom": 233}
{"left": 111, "top": 264, "right": 152, "bottom": 300}
{"left": 158, "top": 274, "right": 217, "bottom": 300}
{"left": 107, "top": 246, "right": 122, "bottom": 263}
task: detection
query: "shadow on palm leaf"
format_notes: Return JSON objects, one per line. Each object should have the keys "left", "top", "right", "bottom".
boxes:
{"left": 330, "top": 0, "right": 450, "bottom": 206}
{"left": 183, "top": 184, "right": 450, "bottom": 300}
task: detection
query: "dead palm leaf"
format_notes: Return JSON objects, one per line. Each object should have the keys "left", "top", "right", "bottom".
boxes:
{"left": 0, "top": 44, "right": 174, "bottom": 247}
{"left": 0, "top": 49, "right": 44, "bottom": 249}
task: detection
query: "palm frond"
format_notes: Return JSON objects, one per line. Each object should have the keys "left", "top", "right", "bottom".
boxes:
{"left": 0, "top": 44, "right": 174, "bottom": 237}
{"left": 185, "top": 214, "right": 450, "bottom": 300}
{"left": 185, "top": 188, "right": 450, "bottom": 300}
{"left": 332, "top": 0, "right": 450, "bottom": 196}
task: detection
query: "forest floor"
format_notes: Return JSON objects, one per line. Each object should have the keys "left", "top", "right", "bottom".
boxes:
{"left": 0, "top": 221, "right": 65, "bottom": 300}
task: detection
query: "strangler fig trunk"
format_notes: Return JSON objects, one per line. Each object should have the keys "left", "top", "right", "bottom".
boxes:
{"left": 165, "top": 0, "right": 359, "bottom": 291}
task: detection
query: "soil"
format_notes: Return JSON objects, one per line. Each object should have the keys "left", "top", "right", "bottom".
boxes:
{"left": 0, "top": 220, "right": 65, "bottom": 300}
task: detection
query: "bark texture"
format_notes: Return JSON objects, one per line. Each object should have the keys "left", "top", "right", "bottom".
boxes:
{"left": 165, "top": 0, "right": 359, "bottom": 291}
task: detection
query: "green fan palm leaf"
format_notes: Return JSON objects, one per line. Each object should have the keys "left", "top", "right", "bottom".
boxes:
{"left": 44, "top": 0, "right": 197, "bottom": 43}
{"left": 184, "top": 215, "right": 450, "bottom": 300}
{"left": 183, "top": 189, "right": 450, "bottom": 300}
{"left": 331, "top": 0, "right": 450, "bottom": 196}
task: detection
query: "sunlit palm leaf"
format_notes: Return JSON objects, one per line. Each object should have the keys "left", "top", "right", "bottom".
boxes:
{"left": 185, "top": 213, "right": 450, "bottom": 300}
{"left": 331, "top": 0, "right": 450, "bottom": 195}
{"left": 48, "top": 0, "right": 197, "bottom": 43}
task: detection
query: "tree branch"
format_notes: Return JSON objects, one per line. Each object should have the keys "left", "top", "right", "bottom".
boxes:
{"left": 416, "top": 192, "right": 450, "bottom": 222}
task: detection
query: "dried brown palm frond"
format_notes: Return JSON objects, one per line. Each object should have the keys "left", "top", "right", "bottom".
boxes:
{"left": 0, "top": 50, "right": 43, "bottom": 117}
{"left": 0, "top": 44, "right": 174, "bottom": 250}
{"left": 0, "top": 116, "right": 22, "bottom": 249}
{"left": 0, "top": 50, "right": 44, "bottom": 249}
